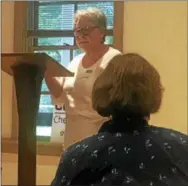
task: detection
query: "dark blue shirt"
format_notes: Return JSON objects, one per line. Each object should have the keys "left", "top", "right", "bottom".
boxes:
{"left": 51, "top": 117, "right": 188, "bottom": 186}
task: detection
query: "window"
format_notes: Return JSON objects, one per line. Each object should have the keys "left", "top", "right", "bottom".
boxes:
{"left": 11, "top": 1, "right": 124, "bottom": 142}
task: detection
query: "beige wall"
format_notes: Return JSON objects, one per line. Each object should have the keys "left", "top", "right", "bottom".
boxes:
{"left": 3, "top": 1, "right": 187, "bottom": 138}
{"left": 1, "top": 2, "right": 58, "bottom": 185}
{"left": 2, "top": 1, "right": 187, "bottom": 185}
{"left": 2, "top": 1, "right": 14, "bottom": 138}
{"left": 123, "top": 1, "right": 187, "bottom": 134}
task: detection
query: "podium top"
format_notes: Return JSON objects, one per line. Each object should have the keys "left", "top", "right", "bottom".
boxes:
{"left": 1, "top": 53, "right": 74, "bottom": 77}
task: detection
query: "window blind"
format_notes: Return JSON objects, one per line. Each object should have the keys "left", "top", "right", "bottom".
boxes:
{"left": 35, "top": 1, "right": 114, "bottom": 31}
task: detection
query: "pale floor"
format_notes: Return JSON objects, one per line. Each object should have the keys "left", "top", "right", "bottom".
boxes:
{"left": 2, "top": 153, "right": 60, "bottom": 185}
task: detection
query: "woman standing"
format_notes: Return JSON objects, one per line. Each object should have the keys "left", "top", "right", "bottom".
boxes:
{"left": 45, "top": 8, "right": 121, "bottom": 149}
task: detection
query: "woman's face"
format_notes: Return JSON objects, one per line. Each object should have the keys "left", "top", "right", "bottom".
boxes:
{"left": 74, "top": 16, "right": 105, "bottom": 52}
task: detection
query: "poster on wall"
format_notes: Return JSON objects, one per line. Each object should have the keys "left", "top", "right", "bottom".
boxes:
{"left": 51, "top": 105, "right": 66, "bottom": 143}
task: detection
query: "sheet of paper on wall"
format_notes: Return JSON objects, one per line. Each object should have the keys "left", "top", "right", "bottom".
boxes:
{"left": 51, "top": 105, "right": 66, "bottom": 143}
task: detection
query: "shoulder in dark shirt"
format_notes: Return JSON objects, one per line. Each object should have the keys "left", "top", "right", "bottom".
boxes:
{"left": 51, "top": 124, "right": 188, "bottom": 186}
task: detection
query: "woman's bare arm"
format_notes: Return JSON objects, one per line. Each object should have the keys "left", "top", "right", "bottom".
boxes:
{"left": 44, "top": 73, "right": 65, "bottom": 98}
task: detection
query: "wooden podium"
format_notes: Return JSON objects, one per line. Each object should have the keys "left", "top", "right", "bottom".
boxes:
{"left": 1, "top": 53, "right": 73, "bottom": 186}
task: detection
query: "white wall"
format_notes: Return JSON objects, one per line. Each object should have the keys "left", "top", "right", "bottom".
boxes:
{"left": 123, "top": 1, "right": 187, "bottom": 134}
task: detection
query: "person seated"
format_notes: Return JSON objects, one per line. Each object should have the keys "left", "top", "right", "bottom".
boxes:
{"left": 51, "top": 54, "right": 188, "bottom": 186}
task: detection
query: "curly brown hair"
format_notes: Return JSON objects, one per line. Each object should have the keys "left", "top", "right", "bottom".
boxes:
{"left": 92, "top": 53, "right": 164, "bottom": 117}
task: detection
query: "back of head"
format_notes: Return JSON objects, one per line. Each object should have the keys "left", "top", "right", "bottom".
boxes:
{"left": 92, "top": 53, "right": 164, "bottom": 117}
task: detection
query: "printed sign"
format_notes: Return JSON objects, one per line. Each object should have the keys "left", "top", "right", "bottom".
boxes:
{"left": 50, "top": 105, "right": 66, "bottom": 143}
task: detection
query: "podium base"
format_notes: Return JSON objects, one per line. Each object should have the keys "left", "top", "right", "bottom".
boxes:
{"left": 12, "top": 64, "right": 44, "bottom": 186}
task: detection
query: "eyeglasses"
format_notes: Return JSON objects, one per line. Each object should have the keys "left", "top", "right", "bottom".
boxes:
{"left": 73, "top": 26, "right": 98, "bottom": 37}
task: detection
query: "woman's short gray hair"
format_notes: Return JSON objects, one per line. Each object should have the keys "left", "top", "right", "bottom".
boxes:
{"left": 74, "top": 7, "right": 107, "bottom": 31}
{"left": 92, "top": 53, "right": 164, "bottom": 117}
